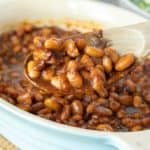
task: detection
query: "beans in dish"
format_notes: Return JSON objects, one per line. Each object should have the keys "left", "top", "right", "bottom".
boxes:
{"left": 0, "top": 22, "right": 149, "bottom": 131}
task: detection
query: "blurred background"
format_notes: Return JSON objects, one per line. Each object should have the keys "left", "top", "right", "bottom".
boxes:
{"left": 102, "top": 0, "right": 118, "bottom": 4}
{"left": 102, "top": 0, "right": 150, "bottom": 19}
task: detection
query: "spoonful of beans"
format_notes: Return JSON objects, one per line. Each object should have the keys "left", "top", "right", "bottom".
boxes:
{"left": 24, "top": 21, "right": 150, "bottom": 95}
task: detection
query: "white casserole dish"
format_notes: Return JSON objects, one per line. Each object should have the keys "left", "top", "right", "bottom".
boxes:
{"left": 0, "top": 0, "right": 149, "bottom": 150}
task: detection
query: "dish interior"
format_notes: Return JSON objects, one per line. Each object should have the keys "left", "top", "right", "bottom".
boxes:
{"left": 0, "top": 21, "right": 149, "bottom": 132}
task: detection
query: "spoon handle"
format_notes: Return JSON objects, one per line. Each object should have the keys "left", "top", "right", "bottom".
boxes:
{"left": 126, "top": 21, "right": 150, "bottom": 56}
{"left": 103, "top": 21, "right": 150, "bottom": 57}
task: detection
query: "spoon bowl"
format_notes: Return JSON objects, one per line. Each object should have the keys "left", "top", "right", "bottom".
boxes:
{"left": 24, "top": 31, "right": 107, "bottom": 94}
{"left": 24, "top": 54, "right": 63, "bottom": 95}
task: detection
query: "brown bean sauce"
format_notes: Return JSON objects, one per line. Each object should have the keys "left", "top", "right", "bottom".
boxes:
{"left": 0, "top": 22, "right": 149, "bottom": 132}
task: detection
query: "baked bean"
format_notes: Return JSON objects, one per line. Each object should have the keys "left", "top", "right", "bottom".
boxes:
{"left": 129, "top": 112, "right": 143, "bottom": 119}
{"left": 67, "top": 60, "right": 83, "bottom": 88}
{"left": 23, "top": 22, "right": 33, "bottom": 32}
{"left": 119, "top": 95, "right": 133, "bottom": 106}
{"left": 108, "top": 72, "right": 124, "bottom": 84}
{"left": 134, "top": 65, "right": 144, "bottom": 73}
{"left": 64, "top": 39, "right": 79, "bottom": 57}
{"left": 141, "top": 106, "right": 150, "bottom": 114}
{"left": 33, "top": 60, "right": 45, "bottom": 71}
{"left": 13, "top": 45, "right": 21, "bottom": 53}
{"left": 96, "top": 64, "right": 105, "bottom": 72}
{"left": 33, "top": 49, "right": 51, "bottom": 61}
{"left": 34, "top": 92, "right": 44, "bottom": 102}
{"left": 95, "top": 106, "right": 112, "bottom": 116}
{"left": 31, "top": 102, "right": 44, "bottom": 113}
{"left": 44, "top": 97, "right": 61, "bottom": 111}
{"left": 67, "top": 72, "right": 83, "bottom": 88}
{"left": 10, "top": 71, "right": 20, "bottom": 78}
{"left": 144, "top": 94, "right": 150, "bottom": 102}
{"left": 96, "top": 124, "right": 113, "bottom": 131}
{"left": 115, "top": 54, "right": 135, "bottom": 71}
{"left": 17, "top": 93, "right": 32, "bottom": 105}
{"left": 28, "top": 44, "right": 36, "bottom": 51}
{"left": 92, "top": 67, "right": 106, "bottom": 81}
{"left": 92, "top": 114, "right": 99, "bottom": 119}
{"left": 142, "top": 117, "right": 150, "bottom": 126}
{"left": 86, "top": 103, "right": 94, "bottom": 114}
{"left": 102, "top": 56, "right": 113, "bottom": 73}
{"left": 27, "top": 60, "right": 40, "bottom": 79}
{"left": 37, "top": 108, "right": 51, "bottom": 115}
{"left": 72, "top": 114, "right": 82, "bottom": 121}
{"left": 42, "top": 68, "right": 54, "bottom": 81}
{"left": 60, "top": 105, "right": 71, "bottom": 121}
{"left": 72, "top": 100, "right": 83, "bottom": 115}
{"left": 110, "top": 92, "right": 119, "bottom": 100}
{"left": 11, "top": 35, "right": 20, "bottom": 45}
{"left": 109, "top": 100, "right": 120, "bottom": 112}
{"left": 41, "top": 28, "right": 52, "bottom": 37}
{"left": 85, "top": 46, "right": 104, "bottom": 58}
{"left": 97, "top": 98, "right": 108, "bottom": 106}
{"left": 81, "top": 70, "right": 90, "bottom": 80}
{"left": 33, "top": 36, "right": 43, "bottom": 47}
{"left": 67, "top": 60, "right": 78, "bottom": 72}
{"left": 131, "top": 125, "right": 142, "bottom": 131}
{"left": 90, "top": 68, "right": 107, "bottom": 97}
{"left": 104, "top": 47, "right": 119, "bottom": 63}
{"left": 117, "top": 109, "right": 126, "bottom": 118}
{"left": 91, "top": 77, "right": 108, "bottom": 97}
{"left": 125, "top": 79, "right": 136, "bottom": 92}
{"left": 5, "top": 87, "right": 18, "bottom": 98}
{"left": 51, "top": 75, "right": 70, "bottom": 91}
{"left": 99, "top": 117, "right": 109, "bottom": 123}
{"left": 44, "top": 38, "right": 62, "bottom": 51}
{"left": 17, "top": 104, "right": 31, "bottom": 112}
{"left": 75, "top": 37, "right": 86, "bottom": 50}
{"left": 0, "top": 94, "right": 16, "bottom": 105}
{"left": 80, "top": 54, "right": 94, "bottom": 69}
{"left": 88, "top": 118, "right": 99, "bottom": 126}
{"left": 10, "top": 58, "right": 18, "bottom": 64}
{"left": 133, "top": 96, "right": 143, "bottom": 108}
{"left": 122, "top": 118, "right": 141, "bottom": 128}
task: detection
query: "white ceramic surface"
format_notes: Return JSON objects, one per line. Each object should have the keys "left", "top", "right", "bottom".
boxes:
{"left": 0, "top": 0, "right": 149, "bottom": 150}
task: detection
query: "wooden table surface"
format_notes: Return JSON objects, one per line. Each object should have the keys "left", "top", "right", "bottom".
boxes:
{"left": 0, "top": 135, "right": 17, "bottom": 150}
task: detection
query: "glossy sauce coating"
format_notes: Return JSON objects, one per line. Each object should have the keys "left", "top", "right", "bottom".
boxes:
{"left": 0, "top": 23, "right": 149, "bottom": 132}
